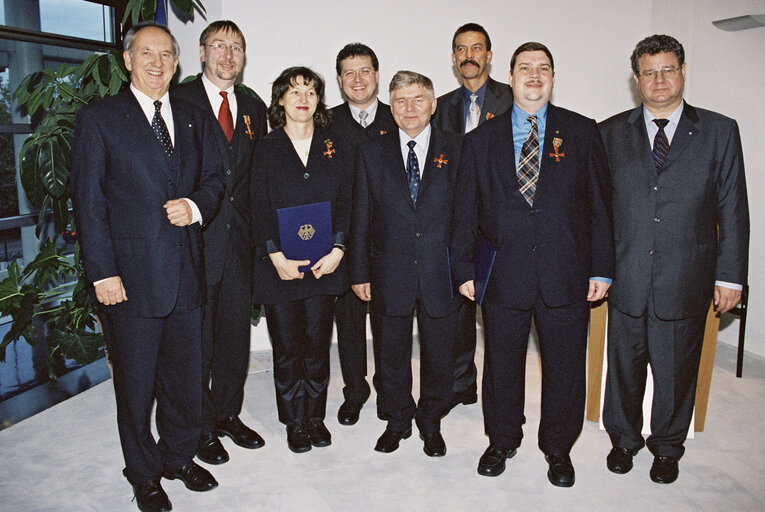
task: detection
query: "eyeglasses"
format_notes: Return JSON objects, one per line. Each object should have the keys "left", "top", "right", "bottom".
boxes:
{"left": 639, "top": 66, "right": 681, "bottom": 81}
{"left": 206, "top": 42, "right": 244, "bottom": 54}
{"left": 341, "top": 68, "right": 374, "bottom": 79}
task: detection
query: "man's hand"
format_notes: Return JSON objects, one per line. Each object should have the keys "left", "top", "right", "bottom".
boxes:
{"left": 164, "top": 198, "right": 192, "bottom": 226}
{"left": 94, "top": 276, "right": 127, "bottom": 305}
{"left": 268, "top": 251, "right": 309, "bottom": 280}
{"left": 587, "top": 279, "right": 611, "bottom": 302}
{"left": 311, "top": 248, "right": 344, "bottom": 279}
{"left": 714, "top": 285, "right": 742, "bottom": 314}
{"left": 352, "top": 283, "right": 371, "bottom": 301}
{"left": 459, "top": 280, "right": 475, "bottom": 301}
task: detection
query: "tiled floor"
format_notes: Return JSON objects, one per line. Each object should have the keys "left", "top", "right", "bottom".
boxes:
{"left": 1, "top": 331, "right": 764, "bottom": 511}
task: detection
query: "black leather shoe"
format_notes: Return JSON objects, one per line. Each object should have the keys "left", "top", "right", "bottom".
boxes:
{"left": 419, "top": 431, "right": 446, "bottom": 457}
{"left": 196, "top": 432, "right": 229, "bottom": 465}
{"left": 162, "top": 461, "right": 217, "bottom": 492}
{"left": 307, "top": 418, "right": 332, "bottom": 447}
{"left": 131, "top": 480, "right": 172, "bottom": 512}
{"left": 450, "top": 388, "right": 478, "bottom": 410}
{"left": 374, "top": 427, "right": 412, "bottom": 453}
{"left": 214, "top": 415, "right": 264, "bottom": 449}
{"left": 650, "top": 455, "right": 679, "bottom": 484}
{"left": 477, "top": 445, "right": 516, "bottom": 476}
{"left": 545, "top": 453, "right": 575, "bottom": 487}
{"left": 286, "top": 423, "right": 312, "bottom": 453}
{"left": 607, "top": 447, "right": 636, "bottom": 474}
{"left": 337, "top": 400, "right": 362, "bottom": 425}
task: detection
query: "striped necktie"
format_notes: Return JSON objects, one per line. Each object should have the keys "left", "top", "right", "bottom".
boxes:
{"left": 652, "top": 118, "right": 670, "bottom": 172}
{"left": 517, "top": 115, "right": 539, "bottom": 206}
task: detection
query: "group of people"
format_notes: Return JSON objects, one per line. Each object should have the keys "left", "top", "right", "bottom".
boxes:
{"left": 69, "top": 18, "right": 749, "bottom": 512}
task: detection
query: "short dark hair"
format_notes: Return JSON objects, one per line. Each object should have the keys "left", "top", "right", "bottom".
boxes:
{"left": 199, "top": 20, "right": 246, "bottom": 51}
{"left": 267, "top": 67, "right": 332, "bottom": 130}
{"left": 335, "top": 43, "right": 379, "bottom": 76}
{"left": 451, "top": 23, "right": 492, "bottom": 53}
{"left": 124, "top": 21, "right": 179, "bottom": 58}
{"left": 388, "top": 70, "right": 435, "bottom": 101}
{"left": 510, "top": 41, "right": 554, "bottom": 72}
{"left": 630, "top": 34, "right": 685, "bottom": 75}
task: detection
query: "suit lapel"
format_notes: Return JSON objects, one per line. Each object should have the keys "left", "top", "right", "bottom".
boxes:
{"left": 122, "top": 90, "right": 173, "bottom": 179}
{"left": 420, "top": 127, "right": 446, "bottom": 196}
{"left": 445, "top": 92, "right": 464, "bottom": 134}
{"left": 625, "top": 106, "right": 656, "bottom": 176}
{"left": 662, "top": 103, "right": 699, "bottom": 169}
{"left": 385, "top": 132, "right": 414, "bottom": 210}
{"left": 493, "top": 111, "right": 520, "bottom": 203}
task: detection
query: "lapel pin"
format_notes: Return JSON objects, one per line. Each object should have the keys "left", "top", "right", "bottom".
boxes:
{"left": 323, "top": 139, "right": 335, "bottom": 158}
{"left": 433, "top": 154, "right": 448, "bottom": 168}
{"left": 243, "top": 115, "right": 254, "bottom": 140}
{"left": 549, "top": 137, "right": 565, "bottom": 162}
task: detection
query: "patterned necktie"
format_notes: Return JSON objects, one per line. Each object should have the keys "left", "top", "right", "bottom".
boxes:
{"left": 465, "top": 93, "right": 480, "bottom": 133}
{"left": 406, "top": 140, "right": 420, "bottom": 206}
{"left": 358, "top": 110, "right": 369, "bottom": 128}
{"left": 218, "top": 91, "right": 234, "bottom": 142}
{"left": 152, "top": 100, "right": 173, "bottom": 157}
{"left": 517, "top": 115, "right": 539, "bottom": 206}
{"left": 652, "top": 118, "right": 670, "bottom": 172}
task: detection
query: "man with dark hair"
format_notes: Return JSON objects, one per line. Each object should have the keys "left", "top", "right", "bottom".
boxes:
{"left": 599, "top": 34, "right": 748, "bottom": 484}
{"left": 70, "top": 22, "right": 224, "bottom": 511}
{"left": 351, "top": 71, "right": 462, "bottom": 457}
{"left": 452, "top": 41, "right": 613, "bottom": 486}
{"left": 329, "top": 42, "right": 397, "bottom": 426}
{"left": 173, "top": 20, "right": 268, "bottom": 466}
{"left": 431, "top": 22, "right": 513, "bottom": 412}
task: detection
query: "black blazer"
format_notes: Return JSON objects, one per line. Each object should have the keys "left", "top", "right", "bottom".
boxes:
{"left": 452, "top": 104, "right": 614, "bottom": 309}
{"left": 251, "top": 127, "right": 352, "bottom": 304}
{"left": 70, "top": 89, "right": 224, "bottom": 317}
{"left": 599, "top": 103, "right": 749, "bottom": 319}
{"left": 432, "top": 77, "right": 513, "bottom": 135}
{"left": 172, "top": 78, "right": 267, "bottom": 288}
{"left": 350, "top": 126, "right": 462, "bottom": 319}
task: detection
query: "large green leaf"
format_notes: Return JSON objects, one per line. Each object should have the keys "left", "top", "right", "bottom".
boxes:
{"left": 48, "top": 327, "right": 103, "bottom": 365}
{"left": 37, "top": 133, "right": 71, "bottom": 199}
{"left": 0, "top": 284, "right": 39, "bottom": 361}
{"left": 22, "top": 238, "right": 75, "bottom": 287}
{"left": 19, "top": 139, "right": 45, "bottom": 208}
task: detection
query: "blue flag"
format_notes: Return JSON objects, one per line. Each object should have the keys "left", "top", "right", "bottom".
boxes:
{"left": 155, "top": 0, "right": 168, "bottom": 25}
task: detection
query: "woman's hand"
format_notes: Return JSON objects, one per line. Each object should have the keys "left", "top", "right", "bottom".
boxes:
{"left": 269, "top": 251, "right": 310, "bottom": 280}
{"left": 311, "top": 247, "right": 344, "bottom": 279}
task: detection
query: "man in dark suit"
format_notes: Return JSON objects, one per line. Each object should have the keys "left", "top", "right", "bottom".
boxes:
{"left": 173, "top": 20, "right": 267, "bottom": 466}
{"left": 452, "top": 42, "right": 614, "bottom": 486}
{"left": 70, "top": 22, "right": 224, "bottom": 512}
{"left": 329, "top": 43, "right": 397, "bottom": 426}
{"left": 431, "top": 22, "right": 513, "bottom": 411}
{"left": 351, "top": 71, "right": 462, "bottom": 457}
{"left": 599, "top": 34, "right": 749, "bottom": 485}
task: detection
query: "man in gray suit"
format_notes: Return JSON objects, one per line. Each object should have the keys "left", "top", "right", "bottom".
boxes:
{"left": 431, "top": 22, "right": 513, "bottom": 411}
{"left": 599, "top": 34, "right": 749, "bottom": 485}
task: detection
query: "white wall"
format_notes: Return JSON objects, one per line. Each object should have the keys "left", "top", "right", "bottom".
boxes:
{"left": 171, "top": 0, "right": 765, "bottom": 357}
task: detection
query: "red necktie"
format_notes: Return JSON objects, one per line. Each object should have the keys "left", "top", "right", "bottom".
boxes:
{"left": 218, "top": 91, "right": 234, "bottom": 142}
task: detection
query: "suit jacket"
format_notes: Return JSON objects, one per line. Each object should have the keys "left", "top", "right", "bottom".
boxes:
{"left": 251, "top": 127, "right": 352, "bottom": 304}
{"left": 452, "top": 104, "right": 614, "bottom": 309}
{"left": 350, "top": 126, "right": 462, "bottom": 319}
{"left": 70, "top": 88, "right": 225, "bottom": 317}
{"left": 172, "top": 78, "right": 267, "bottom": 288}
{"left": 432, "top": 77, "right": 513, "bottom": 135}
{"left": 599, "top": 103, "right": 749, "bottom": 319}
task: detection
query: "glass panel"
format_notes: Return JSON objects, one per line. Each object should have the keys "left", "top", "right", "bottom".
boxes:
{"left": 0, "top": 0, "right": 115, "bottom": 43}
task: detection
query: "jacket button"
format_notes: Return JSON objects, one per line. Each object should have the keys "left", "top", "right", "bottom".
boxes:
{"left": 304, "top": 172, "right": 310, "bottom": 179}
{"left": 229, "top": 196, "right": 234, "bottom": 202}
{"left": 649, "top": 250, "right": 655, "bottom": 255}
{"left": 653, "top": 217, "right": 660, "bottom": 223}
{"left": 653, "top": 186, "right": 658, "bottom": 191}
{"left": 414, "top": 259, "right": 418, "bottom": 265}
{"left": 531, "top": 245, "right": 537, "bottom": 251}
{"left": 226, "top": 223, "right": 231, "bottom": 230}
{"left": 175, "top": 242, "right": 182, "bottom": 247}
{"left": 415, "top": 232, "right": 422, "bottom": 237}
{"left": 226, "top": 169, "right": 231, "bottom": 175}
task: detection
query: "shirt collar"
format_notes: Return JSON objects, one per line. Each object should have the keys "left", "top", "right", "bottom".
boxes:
{"left": 642, "top": 101, "right": 684, "bottom": 127}
{"left": 348, "top": 99, "right": 379, "bottom": 123}
{"left": 462, "top": 80, "right": 488, "bottom": 105}
{"left": 201, "top": 72, "right": 235, "bottom": 96}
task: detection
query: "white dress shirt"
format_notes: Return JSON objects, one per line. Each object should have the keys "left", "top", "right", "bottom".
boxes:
{"left": 201, "top": 73, "right": 237, "bottom": 128}
{"left": 398, "top": 124, "right": 431, "bottom": 178}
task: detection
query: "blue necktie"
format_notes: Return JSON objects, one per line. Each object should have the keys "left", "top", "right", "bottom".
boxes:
{"left": 406, "top": 140, "right": 420, "bottom": 206}
{"left": 652, "top": 118, "right": 670, "bottom": 172}
{"left": 152, "top": 100, "right": 173, "bottom": 157}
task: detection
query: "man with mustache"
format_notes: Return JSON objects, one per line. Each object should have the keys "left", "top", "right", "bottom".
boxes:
{"left": 431, "top": 23, "right": 512, "bottom": 412}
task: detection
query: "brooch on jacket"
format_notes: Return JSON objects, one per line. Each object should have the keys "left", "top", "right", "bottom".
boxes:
{"left": 549, "top": 137, "right": 565, "bottom": 162}
{"left": 379, "top": 130, "right": 387, "bottom": 135}
{"left": 433, "top": 154, "right": 448, "bottom": 168}
{"left": 243, "top": 115, "right": 254, "bottom": 140}
{"left": 485, "top": 112, "right": 495, "bottom": 120}
{"left": 323, "top": 139, "right": 335, "bottom": 158}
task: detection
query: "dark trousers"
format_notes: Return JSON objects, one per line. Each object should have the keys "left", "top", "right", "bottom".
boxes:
{"left": 265, "top": 295, "right": 335, "bottom": 426}
{"left": 452, "top": 299, "right": 478, "bottom": 395}
{"left": 481, "top": 297, "right": 588, "bottom": 455}
{"left": 335, "top": 288, "right": 383, "bottom": 404}
{"left": 201, "top": 258, "right": 252, "bottom": 432}
{"left": 377, "top": 297, "right": 457, "bottom": 434}
{"left": 102, "top": 304, "right": 203, "bottom": 484}
{"left": 603, "top": 303, "right": 706, "bottom": 459}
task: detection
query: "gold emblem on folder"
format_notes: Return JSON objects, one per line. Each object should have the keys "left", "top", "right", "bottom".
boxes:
{"left": 298, "top": 224, "right": 315, "bottom": 240}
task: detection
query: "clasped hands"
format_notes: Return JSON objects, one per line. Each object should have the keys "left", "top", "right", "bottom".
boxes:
{"left": 269, "top": 248, "right": 344, "bottom": 281}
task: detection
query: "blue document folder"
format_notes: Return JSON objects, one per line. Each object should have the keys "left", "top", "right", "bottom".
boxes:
{"left": 277, "top": 201, "right": 333, "bottom": 272}
{"left": 474, "top": 235, "right": 497, "bottom": 306}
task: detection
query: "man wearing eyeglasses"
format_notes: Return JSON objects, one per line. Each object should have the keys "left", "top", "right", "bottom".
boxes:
{"left": 329, "top": 43, "right": 397, "bottom": 427}
{"left": 173, "top": 20, "right": 268, "bottom": 466}
{"left": 599, "top": 34, "right": 749, "bottom": 484}
{"left": 431, "top": 22, "right": 513, "bottom": 414}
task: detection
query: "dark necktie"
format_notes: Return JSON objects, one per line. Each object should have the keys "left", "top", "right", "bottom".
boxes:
{"left": 218, "top": 91, "right": 234, "bottom": 142}
{"left": 652, "top": 118, "right": 670, "bottom": 172}
{"left": 406, "top": 140, "right": 420, "bottom": 206}
{"left": 152, "top": 100, "right": 173, "bottom": 157}
{"left": 517, "top": 115, "right": 539, "bottom": 206}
